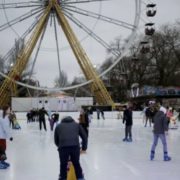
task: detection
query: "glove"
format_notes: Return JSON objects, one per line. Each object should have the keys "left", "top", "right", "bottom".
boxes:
{"left": 9, "top": 137, "right": 13, "bottom": 141}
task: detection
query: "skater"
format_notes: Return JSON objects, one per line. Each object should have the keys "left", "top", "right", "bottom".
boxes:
{"left": 26, "top": 110, "right": 32, "bottom": 123}
{"left": 78, "top": 108, "right": 89, "bottom": 137}
{"left": 96, "top": 107, "right": 105, "bottom": 120}
{"left": 49, "top": 112, "right": 59, "bottom": 131}
{"left": 38, "top": 107, "right": 49, "bottom": 131}
{"left": 166, "top": 107, "right": 173, "bottom": 129}
{"left": 141, "top": 104, "right": 147, "bottom": 124}
{"left": 178, "top": 108, "right": 180, "bottom": 121}
{"left": 54, "top": 116, "right": 87, "bottom": 180}
{"left": 117, "top": 107, "right": 123, "bottom": 120}
{"left": 88, "top": 106, "right": 93, "bottom": 123}
{"left": 122, "top": 103, "right": 133, "bottom": 142}
{"left": 156, "top": 100, "right": 167, "bottom": 114}
{"left": 0, "top": 105, "right": 13, "bottom": 169}
{"left": 96, "top": 108, "right": 100, "bottom": 119}
{"left": 144, "top": 105, "right": 154, "bottom": 127}
{"left": 150, "top": 104, "right": 171, "bottom": 161}
{"left": 9, "top": 110, "right": 16, "bottom": 129}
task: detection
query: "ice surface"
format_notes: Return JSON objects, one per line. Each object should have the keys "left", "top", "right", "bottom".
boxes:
{"left": 0, "top": 111, "right": 180, "bottom": 180}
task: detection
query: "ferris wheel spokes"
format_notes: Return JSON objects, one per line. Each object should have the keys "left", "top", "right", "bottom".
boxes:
{"left": 60, "top": 0, "right": 109, "bottom": 5}
{"left": 0, "top": 6, "right": 45, "bottom": 31}
{"left": 62, "top": 5, "right": 135, "bottom": 30}
{"left": 0, "top": 1, "right": 45, "bottom": 9}
{"left": 63, "top": 10, "right": 120, "bottom": 57}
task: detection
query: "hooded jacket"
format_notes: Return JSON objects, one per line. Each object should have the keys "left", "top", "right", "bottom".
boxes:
{"left": 0, "top": 115, "right": 11, "bottom": 139}
{"left": 153, "top": 111, "right": 168, "bottom": 134}
{"left": 54, "top": 116, "right": 87, "bottom": 151}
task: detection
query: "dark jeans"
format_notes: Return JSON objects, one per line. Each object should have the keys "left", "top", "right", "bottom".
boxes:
{"left": 58, "top": 146, "right": 83, "bottom": 180}
{"left": 49, "top": 120, "right": 56, "bottom": 131}
{"left": 145, "top": 116, "right": 152, "bottom": 127}
{"left": 39, "top": 119, "right": 47, "bottom": 131}
{"left": 125, "top": 125, "right": 132, "bottom": 139}
{"left": 97, "top": 111, "right": 105, "bottom": 119}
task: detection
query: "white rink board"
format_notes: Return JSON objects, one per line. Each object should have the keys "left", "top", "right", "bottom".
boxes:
{"left": 11, "top": 97, "right": 93, "bottom": 112}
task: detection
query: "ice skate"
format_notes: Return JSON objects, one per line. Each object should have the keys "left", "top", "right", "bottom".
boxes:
{"left": 150, "top": 151, "right": 155, "bottom": 160}
{"left": 122, "top": 138, "right": 128, "bottom": 142}
{"left": 0, "top": 162, "right": 8, "bottom": 169}
{"left": 1, "top": 161, "right": 10, "bottom": 167}
{"left": 164, "top": 153, "right": 171, "bottom": 161}
{"left": 127, "top": 138, "right": 133, "bottom": 142}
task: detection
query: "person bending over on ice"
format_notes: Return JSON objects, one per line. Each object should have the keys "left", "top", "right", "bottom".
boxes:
{"left": 54, "top": 116, "right": 87, "bottom": 180}
{"left": 150, "top": 104, "right": 171, "bottom": 161}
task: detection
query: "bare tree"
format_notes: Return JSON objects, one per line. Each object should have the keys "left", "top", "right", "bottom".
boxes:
{"left": 150, "top": 24, "right": 180, "bottom": 86}
{"left": 54, "top": 70, "right": 68, "bottom": 87}
{"left": 99, "top": 22, "right": 180, "bottom": 102}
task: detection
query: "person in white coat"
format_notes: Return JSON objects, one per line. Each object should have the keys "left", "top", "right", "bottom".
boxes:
{"left": 0, "top": 105, "right": 13, "bottom": 169}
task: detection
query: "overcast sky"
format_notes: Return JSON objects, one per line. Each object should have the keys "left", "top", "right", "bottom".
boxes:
{"left": 0, "top": 0, "right": 180, "bottom": 88}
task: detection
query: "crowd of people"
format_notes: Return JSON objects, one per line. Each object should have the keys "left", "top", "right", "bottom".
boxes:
{"left": 0, "top": 101, "right": 179, "bottom": 179}
{"left": 141, "top": 102, "right": 179, "bottom": 129}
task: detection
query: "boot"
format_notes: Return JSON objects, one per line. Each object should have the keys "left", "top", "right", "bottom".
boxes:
{"left": 150, "top": 151, "right": 155, "bottom": 160}
{"left": 0, "top": 161, "right": 8, "bottom": 169}
{"left": 127, "top": 137, "right": 133, "bottom": 142}
{"left": 1, "top": 161, "right": 10, "bottom": 167}
{"left": 122, "top": 138, "right": 128, "bottom": 142}
{"left": 164, "top": 152, "right": 171, "bottom": 161}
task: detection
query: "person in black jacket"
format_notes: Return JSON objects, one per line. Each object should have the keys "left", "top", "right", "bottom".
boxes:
{"left": 122, "top": 104, "right": 133, "bottom": 142}
{"left": 38, "top": 107, "right": 49, "bottom": 131}
{"left": 54, "top": 116, "right": 87, "bottom": 180}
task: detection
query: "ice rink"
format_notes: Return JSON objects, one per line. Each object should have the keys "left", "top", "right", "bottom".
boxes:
{"left": 0, "top": 112, "right": 180, "bottom": 180}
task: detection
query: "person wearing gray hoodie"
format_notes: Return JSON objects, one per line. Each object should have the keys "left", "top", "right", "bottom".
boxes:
{"left": 150, "top": 104, "right": 171, "bottom": 161}
{"left": 54, "top": 116, "right": 87, "bottom": 180}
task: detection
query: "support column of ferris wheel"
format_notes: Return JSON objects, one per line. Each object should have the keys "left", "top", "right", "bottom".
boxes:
{"left": 54, "top": 1, "right": 114, "bottom": 106}
{"left": 0, "top": 4, "right": 52, "bottom": 108}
